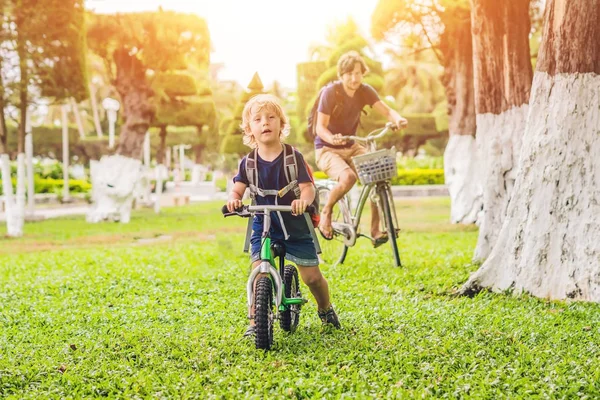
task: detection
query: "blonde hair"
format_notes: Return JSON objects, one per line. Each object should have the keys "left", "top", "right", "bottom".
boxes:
{"left": 240, "top": 94, "right": 290, "bottom": 149}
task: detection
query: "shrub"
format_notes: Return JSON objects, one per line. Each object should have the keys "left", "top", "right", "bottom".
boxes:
{"left": 313, "top": 168, "right": 444, "bottom": 185}
{"left": 0, "top": 177, "right": 91, "bottom": 195}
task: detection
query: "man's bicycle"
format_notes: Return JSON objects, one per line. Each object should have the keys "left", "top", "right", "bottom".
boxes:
{"left": 316, "top": 122, "right": 402, "bottom": 267}
{"left": 221, "top": 204, "right": 316, "bottom": 350}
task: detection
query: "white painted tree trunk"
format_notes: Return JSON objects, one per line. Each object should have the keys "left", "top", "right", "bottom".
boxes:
{"left": 473, "top": 104, "right": 528, "bottom": 261}
{"left": 25, "top": 133, "right": 34, "bottom": 215}
{"left": 462, "top": 72, "right": 600, "bottom": 300}
{"left": 444, "top": 135, "right": 483, "bottom": 224}
{"left": 14, "top": 154, "right": 26, "bottom": 235}
{"left": 61, "top": 105, "right": 71, "bottom": 202}
{"left": 1, "top": 154, "right": 22, "bottom": 236}
{"left": 154, "top": 164, "right": 167, "bottom": 214}
{"left": 86, "top": 154, "right": 143, "bottom": 223}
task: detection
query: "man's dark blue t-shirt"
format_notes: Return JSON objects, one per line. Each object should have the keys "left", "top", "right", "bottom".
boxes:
{"left": 233, "top": 148, "right": 313, "bottom": 240}
{"left": 314, "top": 82, "right": 380, "bottom": 150}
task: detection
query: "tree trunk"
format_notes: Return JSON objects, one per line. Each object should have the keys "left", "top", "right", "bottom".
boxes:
{"left": 114, "top": 49, "right": 154, "bottom": 159}
{"left": 461, "top": 0, "right": 600, "bottom": 300}
{"left": 194, "top": 124, "right": 204, "bottom": 164}
{"left": 86, "top": 49, "right": 155, "bottom": 224}
{"left": 89, "top": 83, "right": 104, "bottom": 137}
{"left": 439, "top": 8, "right": 481, "bottom": 224}
{"left": 70, "top": 98, "right": 86, "bottom": 139}
{"left": 0, "top": 59, "right": 7, "bottom": 154}
{"left": 471, "top": 0, "right": 533, "bottom": 261}
{"left": 156, "top": 124, "right": 167, "bottom": 165}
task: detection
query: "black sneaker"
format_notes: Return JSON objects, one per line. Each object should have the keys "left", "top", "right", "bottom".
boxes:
{"left": 243, "top": 325, "right": 256, "bottom": 337}
{"left": 318, "top": 306, "right": 341, "bottom": 329}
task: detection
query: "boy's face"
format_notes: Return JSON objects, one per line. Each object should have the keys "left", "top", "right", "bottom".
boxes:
{"left": 340, "top": 62, "right": 364, "bottom": 91}
{"left": 246, "top": 104, "right": 282, "bottom": 147}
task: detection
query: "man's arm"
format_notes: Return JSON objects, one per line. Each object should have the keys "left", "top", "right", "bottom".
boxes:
{"left": 316, "top": 112, "right": 348, "bottom": 146}
{"left": 372, "top": 101, "right": 408, "bottom": 129}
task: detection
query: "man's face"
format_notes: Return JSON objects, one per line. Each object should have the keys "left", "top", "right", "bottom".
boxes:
{"left": 340, "top": 62, "right": 364, "bottom": 91}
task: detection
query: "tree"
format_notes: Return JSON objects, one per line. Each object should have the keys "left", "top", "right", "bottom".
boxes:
{"left": 469, "top": 0, "right": 533, "bottom": 261}
{"left": 150, "top": 71, "right": 216, "bottom": 164}
{"left": 0, "top": 0, "right": 87, "bottom": 237}
{"left": 460, "top": 0, "right": 600, "bottom": 301}
{"left": 220, "top": 72, "right": 265, "bottom": 156}
{"left": 85, "top": 10, "right": 210, "bottom": 222}
{"left": 372, "top": 0, "right": 481, "bottom": 224}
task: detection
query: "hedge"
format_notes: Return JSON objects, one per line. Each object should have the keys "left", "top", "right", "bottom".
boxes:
{"left": 313, "top": 168, "right": 444, "bottom": 185}
{"left": 0, "top": 177, "right": 91, "bottom": 195}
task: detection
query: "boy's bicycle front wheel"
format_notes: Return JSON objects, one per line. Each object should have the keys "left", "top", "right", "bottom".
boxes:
{"left": 318, "top": 185, "right": 352, "bottom": 266}
{"left": 254, "top": 276, "right": 274, "bottom": 350}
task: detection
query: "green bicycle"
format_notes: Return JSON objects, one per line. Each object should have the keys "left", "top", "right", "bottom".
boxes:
{"left": 222, "top": 204, "right": 318, "bottom": 350}
{"left": 316, "top": 122, "right": 402, "bottom": 267}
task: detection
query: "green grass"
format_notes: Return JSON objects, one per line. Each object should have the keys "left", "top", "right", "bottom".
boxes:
{"left": 1, "top": 199, "right": 599, "bottom": 398}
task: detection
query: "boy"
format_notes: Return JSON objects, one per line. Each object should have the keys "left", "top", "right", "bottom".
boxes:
{"left": 227, "top": 94, "right": 341, "bottom": 336}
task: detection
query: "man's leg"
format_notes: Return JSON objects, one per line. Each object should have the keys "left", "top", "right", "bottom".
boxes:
{"left": 319, "top": 168, "right": 356, "bottom": 238}
{"left": 370, "top": 200, "right": 387, "bottom": 245}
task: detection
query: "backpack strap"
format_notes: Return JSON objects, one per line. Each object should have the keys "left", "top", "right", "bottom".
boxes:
{"left": 282, "top": 144, "right": 301, "bottom": 199}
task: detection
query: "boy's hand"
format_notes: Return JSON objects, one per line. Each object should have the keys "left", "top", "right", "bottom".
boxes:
{"left": 227, "top": 199, "right": 243, "bottom": 212}
{"left": 291, "top": 199, "right": 309, "bottom": 216}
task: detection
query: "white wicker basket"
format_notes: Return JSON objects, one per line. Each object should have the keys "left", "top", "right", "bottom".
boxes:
{"left": 352, "top": 148, "right": 397, "bottom": 185}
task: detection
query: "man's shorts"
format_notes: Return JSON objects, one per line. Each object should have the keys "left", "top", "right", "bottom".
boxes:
{"left": 250, "top": 233, "right": 319, "bottom": 267}
{"left": 315, "top": 142, "right": 367, "bottom": 181}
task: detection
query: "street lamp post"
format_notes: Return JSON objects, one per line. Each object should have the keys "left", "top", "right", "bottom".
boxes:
{"left": 102, "top": 97, "right": 120, "bottom": 149}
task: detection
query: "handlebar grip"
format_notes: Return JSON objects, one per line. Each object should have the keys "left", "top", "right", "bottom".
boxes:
{"left": 221, "top": 204, "right": 246, "bottom": 216}
{"left": 306, "top": 205, "right": 317, "bottom": 215}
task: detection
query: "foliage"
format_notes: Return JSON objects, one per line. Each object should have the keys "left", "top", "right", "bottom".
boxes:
{"left": 314, "top": 168, "right": 444, "bottom": 185}
{"left": 1, "top": 200, "right": 598, "bottom": 398}
{"left": 219, "top": 73, "right": 265, "bottom": 156}
{"left": 392, "top": 168, "right": 444, "bottom": 185}
{"left": 86, "top": 10, "right": 211, "bottom": 157}
{"left": 0, "top": 177, "right": 90, "bottom": 195}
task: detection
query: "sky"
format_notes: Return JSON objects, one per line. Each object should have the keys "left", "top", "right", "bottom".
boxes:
{"left": 85, "top": 0, "right": 382, "bottom": 89}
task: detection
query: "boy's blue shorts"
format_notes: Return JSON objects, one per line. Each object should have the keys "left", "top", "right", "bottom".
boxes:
{"left": 250, "top": 233, "right": 319, "bottom": 267}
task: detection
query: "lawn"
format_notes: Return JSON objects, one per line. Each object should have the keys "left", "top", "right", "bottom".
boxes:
{"left": 1, "top": 198, "right": 599, "bottom": 398}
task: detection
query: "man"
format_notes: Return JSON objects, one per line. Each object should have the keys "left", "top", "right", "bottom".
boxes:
{"left": 316, "top": 51, "right": 408, "bottom": 246}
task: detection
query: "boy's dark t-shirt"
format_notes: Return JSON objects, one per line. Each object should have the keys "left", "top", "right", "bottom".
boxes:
{"left": 233, "top": 148, "right": 313, "bottom": 240}
{"left": 314, "top": 82, "right": 380, "bottom": 150}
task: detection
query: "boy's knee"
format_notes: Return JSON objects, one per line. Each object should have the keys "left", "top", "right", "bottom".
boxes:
{"left": 301, "top": 269, "right": 325, "bottom": 287}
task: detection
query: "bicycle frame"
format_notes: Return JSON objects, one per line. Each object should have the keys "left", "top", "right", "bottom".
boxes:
{"left": 322, "top": 179, "right": 399, "bottom": 246}
{"left": 244, "top": 206, "right": 306, "bottom": 315}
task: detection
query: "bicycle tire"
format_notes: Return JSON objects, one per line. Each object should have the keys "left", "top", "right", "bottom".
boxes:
{"left": 279, "top": 265, "right": 301, "bottom": 332}
{"left": 254, "top": 276, "right": 274, "bottom": 350}
{"left": 379, "top": 184, "right": 401, "bottom": 267}
{"left": 317, "top": 185, "right": 351, "bottom": 265}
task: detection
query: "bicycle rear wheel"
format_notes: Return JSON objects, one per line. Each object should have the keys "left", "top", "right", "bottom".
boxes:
{"left": 378, "top": 184, "right": 401, "bottom": 267}
{"left": 317, "top": 185, "right": 351, "bottom": 266}
{"left": 279, "top": 265, "right": 300, "bottom": 332}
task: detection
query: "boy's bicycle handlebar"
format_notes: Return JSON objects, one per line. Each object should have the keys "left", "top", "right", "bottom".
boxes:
{"left": 221, "top": 204, "right": 317, "bottom": 217}
{"left": 345, "top": 122, "right": 398, "bottom": 143}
